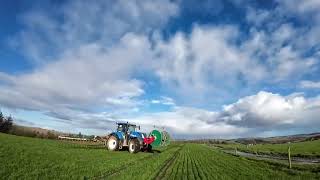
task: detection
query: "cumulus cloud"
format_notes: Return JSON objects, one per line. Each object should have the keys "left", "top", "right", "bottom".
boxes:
{"left": 242, "top": 25, "right": 317, "bottom": 82}
{"left": 244, "top": 0, "right": 320, "bottom": 72}
{"left": 0, "top": 0, "right": 179, "bottom": 124}
{"left": 217, "top": 91, "right": 314, "bottom": 128}
{"left": 0, "top": 34, "right": 151, "bottom": 112}
{"left": 128, "top": 91, "right": 320, "bottom": 138}
{"left": 154, "top": 25, "right": 267, "bottom": 104}
{"left": 126, "top": 106, "right": 248, "bottom": 139}
{"left": 153, "top": 22, "right": 317, "bottom": 104}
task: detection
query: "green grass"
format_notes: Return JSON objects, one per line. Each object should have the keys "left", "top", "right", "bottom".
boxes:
{"left": 1, "top": 133, "right": 319, "bottom": 179}
{"left": 158, "top": 144, "right": 319, "bottom": 179}
{"left": 0, "top": 133, "right": 151, "bottom": 179}
{"left": 215, "top": 140, "right": 320, "bottom": 157}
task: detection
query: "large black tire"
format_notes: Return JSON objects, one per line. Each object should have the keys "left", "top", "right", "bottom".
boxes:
{"left": 128, "top": 139, "right": 140, "bottom": 153}
{"left": 107, "top": 136, "right": 119, "bottom": 151}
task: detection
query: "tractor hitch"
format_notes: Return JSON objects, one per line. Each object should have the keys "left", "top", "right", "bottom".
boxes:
{"left": 143, "top": 136, "right": 155, "bottom": 144}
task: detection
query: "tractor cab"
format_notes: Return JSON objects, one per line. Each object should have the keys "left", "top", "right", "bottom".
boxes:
{"left": 116, "top": 123, "right": 139, "bottom": 134}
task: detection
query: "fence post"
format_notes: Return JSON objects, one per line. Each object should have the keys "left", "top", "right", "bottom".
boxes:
{"left": 288, "top": 146, "right": 292, "bottom": 169}
{"left": 235, "top": 147, "right": 237, "bottom": 155}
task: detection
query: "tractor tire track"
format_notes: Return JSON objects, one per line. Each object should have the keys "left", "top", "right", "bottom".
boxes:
{"left": 170, "top": 153, "right": 181, "bottom": 179}
{"left": 89, "top": 153, "right": 158, "bottom": 179}
{"left": 153, "top": 144, "right": 184, "bottom": 180}
{"left": 91, "top": 151, "right": 160, "bottom": 179}
{"left": 185, "top": 152, "right": 189, "bottom": 179}
{"left": 91, "top": 145, "right": 179, "bottom": 179}
{"left": 193, "top": 151, "right": 206, "bottom": 180}
{"left": 186, "top": 151, "right": 190, "bottom": 179}
{"left": 189, "top": 153, "right": 201, "bottom": 180}
{"left": 193, "top": 149, "right": 212, "bottom": 180}
{"left": 173, "top": 152, "right": 182, "bottom": 179}
{"left": 181, "top": 151, "right": 186, "bottom": 178}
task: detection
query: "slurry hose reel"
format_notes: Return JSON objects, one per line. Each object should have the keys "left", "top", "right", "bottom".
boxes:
{"left": 149, "top": 129, "right": 170, "bottom": 148}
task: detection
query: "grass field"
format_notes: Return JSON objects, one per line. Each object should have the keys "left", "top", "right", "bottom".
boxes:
{"left": 215, "top": 140, "right": 320, "bottom": 157}
{"left": 1, "top": 133, "right": 319, "bottom": 179}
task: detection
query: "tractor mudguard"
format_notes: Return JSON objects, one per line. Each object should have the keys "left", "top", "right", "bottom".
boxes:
{"left": 129, "top": 131, "right": 143, "bottom": 139}
{"left": 110, "top": 132, "right": 124, "bottom": 140}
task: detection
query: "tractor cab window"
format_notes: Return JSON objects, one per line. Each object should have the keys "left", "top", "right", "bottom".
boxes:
{"left": 128, "top": 126, "right": 136, "bottom": 132}
{"left": 117, "top": 124, "right": 125, "bottom": 132}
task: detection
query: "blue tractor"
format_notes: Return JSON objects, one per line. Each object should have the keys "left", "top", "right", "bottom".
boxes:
{"left": 106, "top": 122, "right": 154, "bottom": 153}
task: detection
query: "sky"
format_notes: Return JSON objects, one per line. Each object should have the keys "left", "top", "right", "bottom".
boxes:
{"left": 0, "top": 0, "right": 320, "bottom": 139}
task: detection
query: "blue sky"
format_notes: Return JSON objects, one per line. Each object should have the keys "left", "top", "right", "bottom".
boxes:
{"left": 0, "top": 0, "right": 320, "bottom": 139}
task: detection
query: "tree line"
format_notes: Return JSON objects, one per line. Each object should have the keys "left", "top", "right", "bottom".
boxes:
{"left": 0, "top": 110, "right": 58, "bottom": 139}
{"left": 0, "top": 110, "right": 95, "bottom": 140}
{"left": 0, "top": 110, "right": 13, "bottom": 133}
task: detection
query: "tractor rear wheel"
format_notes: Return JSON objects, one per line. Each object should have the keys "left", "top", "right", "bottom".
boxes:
{"left": 107, "top": 136, "right": 119, "bottom": 151}
{"left": 128, "top": 139, "right": 140, "bottom": 153}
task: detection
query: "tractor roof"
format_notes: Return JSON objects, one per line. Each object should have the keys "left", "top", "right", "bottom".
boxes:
{"left": 117, "top": 122, "right": 137, "bottom": 126}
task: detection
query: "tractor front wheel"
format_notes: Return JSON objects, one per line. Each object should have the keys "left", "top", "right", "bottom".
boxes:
{"left": 107, "top": 136, "right": 119, "bottom": 151}
{"left": 128, "top": 139, "right": 140, "bottom": 153}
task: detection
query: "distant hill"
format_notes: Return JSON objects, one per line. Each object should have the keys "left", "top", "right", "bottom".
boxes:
{"left": 10, "top": 124, "right": 65, "bottom": 139}
{"left": 233, "top": 132, "right": 320, "bottom": 144}
{"left": 10, "top": 124, "right": 97, "bottom": 140}
{"left": 179, "top": 132, "right": 320, "bottom": 145}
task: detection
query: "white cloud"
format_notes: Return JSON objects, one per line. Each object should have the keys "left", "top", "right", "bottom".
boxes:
{"left": 277, "top": 0, "right": 320, "bottom": 14}
{"left": 1, "top": 0, "right": 179, "bottom": 126}
{"left": 246, "top": 8, "right": 271, "bottom": 26}
{"left": 1, "top": 34, "right": 151, "bottom": 109}
{"left": 274, "top": 1, "right": 320, "bottom": 54}
{"left": 218, "top": 91, "right": 320, "bottom": 129}
{"left": 246, "top": 0, "right": 320, "bottom": 59}
{"left": 11, "top": 0, "right": 179, "bottom": 65}
{"left": 126, "top": 91, "right": 320, "bottom": 138}
{"left": 272, "top": 46, "right": 316, "bottom": 80}
{"left": 126, "top": 106, "right": 248, "bottom": 139}
{"left": 154, "top": 25, "right": 267, "bottom": 104}
{"left": 0, "top": 72, "right": 14, "bottom": 85}
{"left": 243, "top": 2, "right": 320, "bottom": 82}
{"left": 299, "top": 80, "right": 320, "bottom": 89}
{"left": 153, "top": 22, "right": 318, "bottom": 105}
{"left": 151, "top": 96, "right": 175, "bottom": 106}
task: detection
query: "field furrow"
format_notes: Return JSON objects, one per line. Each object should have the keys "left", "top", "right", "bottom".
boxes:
{"left": 152, "top": 144, "right": 183, "bottom": 180}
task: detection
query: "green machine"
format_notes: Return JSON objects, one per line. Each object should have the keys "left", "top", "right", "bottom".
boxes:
{"left": 149, "top": 129, "right": 170, "bottom": 148}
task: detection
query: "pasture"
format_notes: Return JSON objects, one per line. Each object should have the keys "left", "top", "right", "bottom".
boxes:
{"left": 0, "top": 133, "right": 319, "bottom": 179}
{"left": 215, "top": 140, "right": 320, "bottom": 158}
